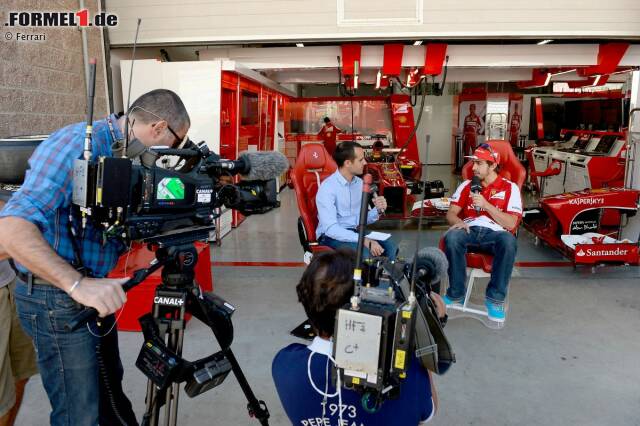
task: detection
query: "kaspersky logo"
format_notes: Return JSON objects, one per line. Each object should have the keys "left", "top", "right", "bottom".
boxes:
{"left": 4, "top": 10, "right": 118, "bottom": 27}
{"left": 568, "top": 197, "right": 605, "bottom": 206}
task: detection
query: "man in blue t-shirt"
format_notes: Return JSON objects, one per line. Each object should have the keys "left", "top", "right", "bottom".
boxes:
{"left": 273, "top": 249, "right": 437, "bottom": 425}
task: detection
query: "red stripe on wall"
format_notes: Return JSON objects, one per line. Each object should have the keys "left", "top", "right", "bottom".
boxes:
{"left": 213, "top": 261, "right": 306, "bottom": 267}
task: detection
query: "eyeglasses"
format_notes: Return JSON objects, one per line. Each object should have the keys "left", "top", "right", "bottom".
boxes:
{"left": 128, "top": 106, "right": 188, "bottom": 149}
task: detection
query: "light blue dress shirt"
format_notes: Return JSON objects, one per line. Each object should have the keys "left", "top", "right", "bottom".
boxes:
{"left": 315, "top": 170, "right": 379, "bottom": 242}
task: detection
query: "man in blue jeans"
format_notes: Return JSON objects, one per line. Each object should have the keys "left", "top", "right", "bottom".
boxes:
{"left": 443, "top": 144, "right": 522, "bottom": 322}
{"left": 316, "top": 141, "right": 398, "bottom": 259}
{"left": 0, "top": 89, "right": 191, "bottom": 425}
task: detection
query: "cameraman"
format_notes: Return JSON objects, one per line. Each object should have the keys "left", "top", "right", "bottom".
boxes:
{"left": 0, "top": 89, "right": 191, "bottom": 425}
{"left": 273, "top": 248, "right": 438, "bottom": 425}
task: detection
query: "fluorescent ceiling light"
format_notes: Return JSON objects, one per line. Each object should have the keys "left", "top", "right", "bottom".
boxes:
{"left": 296, "top": 43, "right": 304, "bottom": 48}
{"left": 413, "top": 40, "right": 423, "bottom": 46}
{"left": 537, "top": 39, "right": 553, "bottom": 45}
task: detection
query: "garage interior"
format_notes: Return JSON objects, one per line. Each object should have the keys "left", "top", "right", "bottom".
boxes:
{"left": 2, "top": 0, "right": 640, "bottom": 425}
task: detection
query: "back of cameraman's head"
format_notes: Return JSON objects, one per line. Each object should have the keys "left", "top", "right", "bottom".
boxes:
{"left": 128, "top": 89, "right": 191, "bottom": 133}
{"left": 296, "top": 248, "right": 356, "bottom": 338}
{"left": 333, "top": 141, "right": 363, "bottom": 168}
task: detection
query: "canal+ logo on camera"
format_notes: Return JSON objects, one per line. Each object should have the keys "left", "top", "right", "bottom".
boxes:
{"left": 5, "top": 10, "right": 118, "bottom": 28}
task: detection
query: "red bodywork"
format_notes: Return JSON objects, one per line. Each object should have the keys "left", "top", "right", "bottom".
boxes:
{"left": 523, "top": 188, "right": 640, "bottom": 265}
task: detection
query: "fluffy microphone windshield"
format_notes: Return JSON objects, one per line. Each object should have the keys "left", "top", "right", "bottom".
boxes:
{"left": 238, "top": 151, "right": 290, "bottom": 181}
{"left": 410, "top": 247, "right": 449, "bottom": 286}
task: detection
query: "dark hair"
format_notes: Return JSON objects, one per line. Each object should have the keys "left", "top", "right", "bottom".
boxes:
{"left": 333, "top": 141, "right": 363, "bottom": 167}
{"left": 296, "top": 248, "right": 356, "bottom": 337}
{"left": 323, "top": 117, "right": 331, "bottom": 123}
{"left": 128, "top": 89, "right": 190, "bottom": 133}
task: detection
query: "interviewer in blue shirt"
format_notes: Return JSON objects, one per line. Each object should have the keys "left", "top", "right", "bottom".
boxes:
{"left": 316, "top": 141, "right": 398, "bottom": 259}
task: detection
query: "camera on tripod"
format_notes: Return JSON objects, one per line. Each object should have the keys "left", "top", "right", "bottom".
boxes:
{"left": 67, "top": 146, "right": 285, "bottom": 425}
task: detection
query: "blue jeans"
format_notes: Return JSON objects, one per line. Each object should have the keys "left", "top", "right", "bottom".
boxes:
{"left": 443, "top": 227, "right": 517, "bottom": 303}
{"left": 13, "top": 280, "right": 137, "bottom": 426}
{"left": 318, "top": 235, "right": 398, "bottom": 260}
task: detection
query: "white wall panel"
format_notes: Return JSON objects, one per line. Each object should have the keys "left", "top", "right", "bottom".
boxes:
{"left": 412, "top": 95, "right": 454, "bottom": 165}
{"left": 120, "top": 59, "right": 222, "bottom": 153}
{"left": 106, "top": 0, "right": 640, "bottom": 46}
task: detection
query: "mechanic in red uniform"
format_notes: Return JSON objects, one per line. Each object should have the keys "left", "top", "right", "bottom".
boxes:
{"left": 462, "top": 104, "right": 483, "bottom": 157}
{"left": 443, "top": 144, "right": 522, "bottom": 322}
{"left": 317, "top": 117, "right": 342, "bottom": 156}
{"left": 509, "top": 103, "right": 522, "bottom": 147}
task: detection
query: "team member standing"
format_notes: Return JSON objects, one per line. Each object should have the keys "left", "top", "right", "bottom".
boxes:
{"left": 317, "top": 117, "right": 342, "bottom": 156}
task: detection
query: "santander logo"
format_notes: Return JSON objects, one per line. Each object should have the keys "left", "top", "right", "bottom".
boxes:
{"left": 576, "top": 247, "right": 629, "bottom": 257}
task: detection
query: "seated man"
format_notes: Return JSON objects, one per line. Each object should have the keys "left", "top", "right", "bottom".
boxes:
{"left": 443, "top": 144, "right": 522, "bottom": 322}
{"left": 273, "top": 248, "right": 437, "bottom": 425}
{"left": 316, "top": 141, "right": 397, "bottom": 259}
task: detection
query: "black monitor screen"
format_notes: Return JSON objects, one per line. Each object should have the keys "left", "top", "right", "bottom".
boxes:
{"left": 574, "top": 134, "right": 591, "bottom": 150}
{"left": 593, "top": 135, "right": 617, "bottom": 154}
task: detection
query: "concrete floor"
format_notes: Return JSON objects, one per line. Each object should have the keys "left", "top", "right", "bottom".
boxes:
{"left": 17, "top": 186, "right": 640, "bottom": 425}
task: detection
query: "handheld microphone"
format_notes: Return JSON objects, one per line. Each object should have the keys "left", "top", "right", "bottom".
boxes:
{"left": 471, "top": 176, "right": 482, "bottom": 213}
{"left": 369, "top": 183, "right": 385, "bottom": 214}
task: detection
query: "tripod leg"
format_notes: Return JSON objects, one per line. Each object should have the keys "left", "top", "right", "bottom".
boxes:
{"left": 166, "top": 325, "right": 185, "bottom": 426}
{"left": 224, "top": 349, "right": 270, "bottom": 426}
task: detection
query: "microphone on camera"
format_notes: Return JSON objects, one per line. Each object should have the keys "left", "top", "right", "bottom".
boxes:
{"left": 471, "top": 176, "right": 482, "bottom": 213}
{"left": 215, "top": 151, "right": 289, "bottom": 181}
{"left": 405, "top": 247, "right": 449, "bottom": 288}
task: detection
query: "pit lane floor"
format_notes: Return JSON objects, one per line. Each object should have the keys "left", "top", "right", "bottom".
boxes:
{"left": 17, "top": 185, "right": 640, "bottom": 425}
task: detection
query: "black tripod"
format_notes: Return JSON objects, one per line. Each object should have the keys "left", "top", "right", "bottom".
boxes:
{"left": 137, "top": 236, "right": 270, "bottom": 426}
{"left": 67, "top": 227, "right": 270, "bottom": 426}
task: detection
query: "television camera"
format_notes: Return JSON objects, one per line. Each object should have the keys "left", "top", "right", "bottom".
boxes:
{"left": 64, "top": 58, "right": 288, "bottom": 426}
{"left": 331, "top": 174, "right": 455, "bottom": 415}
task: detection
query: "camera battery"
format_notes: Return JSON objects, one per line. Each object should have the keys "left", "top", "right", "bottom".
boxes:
{"left": 184, "top": 351, "right": 231, "bottom": 398}
{"left": 96, "top": 157, "right": 132, "bottom": 207}
{"left": 135, "top": 338, "right": 181, "bottom": 389}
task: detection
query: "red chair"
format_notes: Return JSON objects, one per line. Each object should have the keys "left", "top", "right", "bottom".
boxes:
{"left": 525, "top": 146, "right": 562, "bottom": 195}
{"left": 291, "top": 143, "right": 337, "bottom": 256}
{"left": 443, "top": 140, "right": 526, "bottom": 321}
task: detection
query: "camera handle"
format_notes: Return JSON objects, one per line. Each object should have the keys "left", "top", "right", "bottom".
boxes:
{"left": 65, "top": 258, "right": 164, "bottom": 332}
